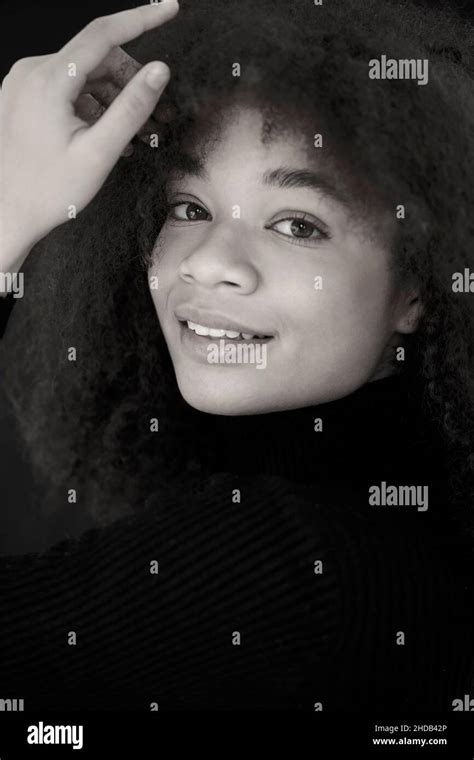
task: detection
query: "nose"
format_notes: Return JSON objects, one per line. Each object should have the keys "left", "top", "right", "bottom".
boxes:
{"left": 178, "top": 225, "right": 259, "bottom": 294}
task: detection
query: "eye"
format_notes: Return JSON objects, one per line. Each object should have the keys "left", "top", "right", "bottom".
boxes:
{"left": 167, "top": 201, "right": 211, "bottom": 222}
{"left": 267, "top": 213, "right": 330, "bottom": 246}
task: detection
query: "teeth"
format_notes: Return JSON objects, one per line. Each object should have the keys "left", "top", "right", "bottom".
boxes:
{"left": 193, "top": 323, "right": 210, "bottom": 336}
{"left": 186, "top": 321, "right": 266, "bottom": 340}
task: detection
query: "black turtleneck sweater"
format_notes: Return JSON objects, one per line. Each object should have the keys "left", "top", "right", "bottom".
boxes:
{"left": 0, "top": 293, "right": 473, "bottom": 712}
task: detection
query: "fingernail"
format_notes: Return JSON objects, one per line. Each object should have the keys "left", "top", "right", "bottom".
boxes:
{"left": 146, "top": 64, "right": 168, "bottom": 89}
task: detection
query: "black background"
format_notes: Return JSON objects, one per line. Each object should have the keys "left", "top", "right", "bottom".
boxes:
{"left": 1, "top": 0, "right": 473, "bottom": 80}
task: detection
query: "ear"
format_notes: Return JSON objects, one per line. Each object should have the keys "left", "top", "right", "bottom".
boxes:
{"left": 394, "top": 287, "right": 424, "bottom": 335}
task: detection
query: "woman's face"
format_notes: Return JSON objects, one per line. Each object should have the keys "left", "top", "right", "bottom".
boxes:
{"left": 149, "top": 107, "right": 417, "bottom": 415}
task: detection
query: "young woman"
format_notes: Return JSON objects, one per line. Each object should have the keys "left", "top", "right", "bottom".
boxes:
{"left": 0, "top": 0, "right": 473, "bottom": 711}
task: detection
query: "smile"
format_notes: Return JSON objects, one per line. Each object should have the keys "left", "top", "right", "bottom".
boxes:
{"left": 174, "top": 305, "right": 276, "bottom": 342}
{"left": 176, "top": 319, "right": 274, "bottom": 364}
{"left": 185, "top": 320, "right": 271, "bottom": 341}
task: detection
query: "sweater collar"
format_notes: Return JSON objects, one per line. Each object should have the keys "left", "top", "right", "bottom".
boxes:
{"left": 191, "top": 374, "right": 442, "bottom": 486}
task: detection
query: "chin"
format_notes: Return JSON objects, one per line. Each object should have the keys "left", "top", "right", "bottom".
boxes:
{"left": 174, "top": 373, "right": 270, "bottom": 416}
{"left": 177, "top": 385, "right": 251, "bottom": 416}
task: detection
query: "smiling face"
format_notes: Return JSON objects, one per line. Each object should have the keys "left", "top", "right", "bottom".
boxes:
{"left": 148, "top": 106, "right": 420, "bottom": 415}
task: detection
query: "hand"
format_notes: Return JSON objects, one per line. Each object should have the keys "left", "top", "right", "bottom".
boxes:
{"left": 74, "top": 46, "right": 177, "bottom": 156}
{"left": 0, "top": 1, "right": 179, "bottom": 275}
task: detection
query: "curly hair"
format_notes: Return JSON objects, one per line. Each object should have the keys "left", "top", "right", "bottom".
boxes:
{"left": 2, "top": 0, "right": 473, "bottom": 532}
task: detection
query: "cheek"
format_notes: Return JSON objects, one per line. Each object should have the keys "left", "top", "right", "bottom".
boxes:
{"left": 331, "top": 270, "right": 393, "bottom": 333}
{"left": 284, "top": 258, "right": 395, "bottom": 381}
{"left": 147, "top": 233, "right": 179, "bottom": 316}
{"left": 290, "top": 253, "right": 393, "bottom": 333}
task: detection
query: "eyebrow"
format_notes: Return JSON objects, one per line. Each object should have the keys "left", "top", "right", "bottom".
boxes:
{"left": 169, "top": 154, "right": 208, "bottom": 181}
{"left": 168, "top": 157, "right": 350, "bottom": 208}
{"left": 261, "top": 167, "right": 350, "bottom": 207}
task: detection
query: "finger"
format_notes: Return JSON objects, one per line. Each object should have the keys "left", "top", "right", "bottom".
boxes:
{"left": 75, "top": 93, "right": 134, "bottom": 156}
{"left": 81, "top": 77, "right": 121, "bottom": 106}
{"left": 75, "top": 92, "right": 105, "bottom": 124}
{"left": 82, "top": 72, "right": 176, "bottom": 125}
{"left": 87, "top": 47, "right": 142, "bottom": 87}
{"left": 80, "top": 79, "right": 163, "bottom": 138}
{"left": 46, "top": 1, "right": 179, "bottom": 100}
{"left": 87, "top": 47, "right": 175, "bottom": 125}
{"left": 73, "top": 61, "right": 170, "bottom": 166}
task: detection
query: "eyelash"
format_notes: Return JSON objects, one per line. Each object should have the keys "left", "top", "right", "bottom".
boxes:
{"left": 265, "top": 212, "right": 331, "bottom": 247}
{"left": 165, "top": 201, "right": 331, "bottom": 247}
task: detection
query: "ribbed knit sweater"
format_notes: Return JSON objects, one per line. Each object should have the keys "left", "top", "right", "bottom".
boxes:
{"left": 0, "top": 292, "right": 473, "bottom": 712}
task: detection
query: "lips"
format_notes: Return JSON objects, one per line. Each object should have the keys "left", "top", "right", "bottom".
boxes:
{"left": 174, "top": 305, "right": 275, "bottom": 339}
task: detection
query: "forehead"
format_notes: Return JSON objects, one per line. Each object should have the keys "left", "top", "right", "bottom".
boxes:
{"left": 170, "top": 106, "right": 313, "bottom": 170}
{"left": 167, "top": 107, "right": 348, "bottom": 200}
{"left": 206, "top": 107, "right": 311, "bottom": 162}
